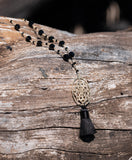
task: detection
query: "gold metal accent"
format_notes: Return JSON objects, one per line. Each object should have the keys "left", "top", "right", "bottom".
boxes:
{"left": 72, "top": 76, "right": 90, "bottom": 106}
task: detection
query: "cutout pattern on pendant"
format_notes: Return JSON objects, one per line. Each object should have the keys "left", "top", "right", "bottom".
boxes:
{"left": 72, "top": 78, "right": 90, "bottom": 106}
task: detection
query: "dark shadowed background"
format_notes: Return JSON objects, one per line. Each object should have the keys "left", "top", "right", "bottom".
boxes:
{"left": 0, "top": 0, "right": 132, "bottom": 33}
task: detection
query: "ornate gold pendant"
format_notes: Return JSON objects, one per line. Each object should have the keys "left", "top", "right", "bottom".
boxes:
{"left": 72, "top": 77, "right": 90, "bottom": 106}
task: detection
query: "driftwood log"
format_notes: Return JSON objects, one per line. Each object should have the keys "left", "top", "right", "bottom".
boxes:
{"left": 0, "top": 16, "right": 132, "bottom": 160}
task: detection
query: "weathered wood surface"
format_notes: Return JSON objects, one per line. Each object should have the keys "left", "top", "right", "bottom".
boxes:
{"left": 0, "top": 16, "right": 132, "bottom": 160}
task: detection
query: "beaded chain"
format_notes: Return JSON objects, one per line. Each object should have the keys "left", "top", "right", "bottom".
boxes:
{"left": 9, "top": 19, "right": 90, "bottom": 107}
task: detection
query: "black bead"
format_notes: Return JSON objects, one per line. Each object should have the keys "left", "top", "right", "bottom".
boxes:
{"left": 38, "top": 30, "right": 44, "bottom": 36}
{"left": 63, "top": 54, "right": 70, "bottom": 62}
{"left": 28, "top": 21, "right": 34, "bottom": 28}
{"left": 57, "top": 50, "right": 60, "bottom": 54}
{"left": 14, "top": 24, "right": 20, "bottom": 31}
{"left": 6, "top": 46, "right": 12, "bottom": 51}
{"left": 37, "top": 41, "right": 42, "bottom": 46}
{"left": 59, "top": 41, "right": 65, "bottom": 47}
{"left": 21, "top": 32, "right": 24, "bottom": 37}
{"left": 76, "top": 69, "right": 79, "bottom": 73}
{"left": 69, "top": 51, "right": 75, "bottom": 58}
{"left": 49, "top": 44, "right": 55, "bottom": 50}
{"left": 72, "top": 62, "right": 76, "bottom": 67}
{"left": 65, "top": 47, "right": 68, "bottom": 51}
{"left": 48, "top": 36, "right": 54, "bottom": 42}
{"left": 25, "top": 36, "right": 31, "bottom": 42}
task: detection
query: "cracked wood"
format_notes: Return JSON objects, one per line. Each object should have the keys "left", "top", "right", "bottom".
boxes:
{"left": 0, "top": 16, "right": 132, "bottom": 160}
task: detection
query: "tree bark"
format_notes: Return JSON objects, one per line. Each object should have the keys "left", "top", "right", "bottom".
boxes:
{"left": 0, "top": 16, "right": 132, "bottom": 160}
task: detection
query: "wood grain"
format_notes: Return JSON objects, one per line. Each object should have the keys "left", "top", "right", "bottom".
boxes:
{"left": 0, "top": 16, "right": 132, "bottom": 160}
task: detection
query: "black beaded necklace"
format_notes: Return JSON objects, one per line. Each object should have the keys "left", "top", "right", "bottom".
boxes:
{"left": 10, "top": 19, "right": 96, "bottom": 142}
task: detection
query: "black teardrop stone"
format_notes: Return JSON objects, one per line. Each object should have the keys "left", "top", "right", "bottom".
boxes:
{"left": 37, "top": 41, "right": 42, "bottom": 46}
{"left": 14, "top": 24, "right": 20, "bottom": 31}
{"left": 38, "top": 30, "right": 44, "bottom": 36}
{"left": 69, "top": 51, "right": 75, "bottom": 58}
{"left": 63, "top": 54, "right": 70, "bottom": 62}
{"left": 25, "top": 36, "right": 31, "bottom": 42}
{"left": 57, "top": 50, "right": 60, "bottom": 54}
{"left": 28, "top": 21, "right": 34, "bottom": 28}
{"left": 48, "top": 36, "right": 54, "bottom": 42}
{"left": 49, "top": 44, "right": 55, "bottom": 50}
{"left": 59, "top": 41, "right": 65, "bottom": 47}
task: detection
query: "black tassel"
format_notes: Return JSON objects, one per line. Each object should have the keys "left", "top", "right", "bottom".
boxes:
{"left": 80, "top": 107, "right": 96, "bottom": 142}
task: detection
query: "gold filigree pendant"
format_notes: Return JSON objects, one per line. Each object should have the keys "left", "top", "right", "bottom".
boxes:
{"left": 72, "top": 77, "right": 90, "bottom": 107}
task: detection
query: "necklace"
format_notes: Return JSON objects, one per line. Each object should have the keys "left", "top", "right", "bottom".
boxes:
{"left": 10, "top": 19, "right": 96, "bottom": 142}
